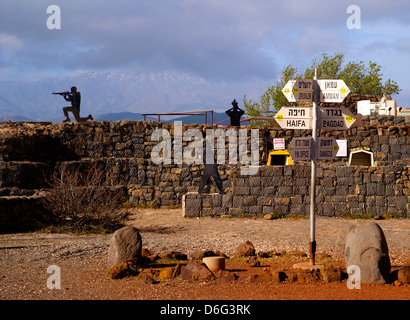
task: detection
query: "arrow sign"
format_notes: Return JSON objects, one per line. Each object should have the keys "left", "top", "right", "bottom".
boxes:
{"left": 282, "top": 80, "right": 296, "bottom": 102}
{"left": 318, "top": 107, "right": 356, "bottom": 130}
{"left": 288, "top": 137, "right": 312, "bottom": 161}
{"left": 292, "top": 79, "right": 314, "bottom": 102}
{"left": 318, "top": 80, "right": 350, "bottom": 103}
{"left": 275, "top": 107, "right": 312, "bottom": 129}
{"left": 317, "top": 137, "right": 339, "bottom": 160}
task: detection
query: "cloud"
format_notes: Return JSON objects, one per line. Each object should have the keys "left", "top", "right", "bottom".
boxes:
{"left": 0, "top": 0, "right": 409, "bottom": 91}
{"left": 0, "top": 33, "right": 23, "bottom": 50}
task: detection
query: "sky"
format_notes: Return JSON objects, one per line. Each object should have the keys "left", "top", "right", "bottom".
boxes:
{"left": 0, "top": 0, "right": 409, "bottom": 107}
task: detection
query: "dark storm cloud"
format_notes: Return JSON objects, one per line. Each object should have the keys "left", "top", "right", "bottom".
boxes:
{"left": 0, "top": 0, "right": 409, "bottom": 83}
{"left": 0, "top": 0, "right": 283, "bottom": 80}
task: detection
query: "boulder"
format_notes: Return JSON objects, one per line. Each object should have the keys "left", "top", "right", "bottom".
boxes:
{"left": 235, "top": 240, "right": 255, "bottom": 258}
{"left": 107, "top": 226, "right": 142, "bottom": 268}
{"left": 345, "top": 222, "right": 390, "bottom": 284}
{"left": 180, "top": 262, "right": 214, "bottom": 281}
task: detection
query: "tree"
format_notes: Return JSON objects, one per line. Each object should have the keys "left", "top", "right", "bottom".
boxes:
{"left": 243, "top": 52, "right": 401, "bottom": 126}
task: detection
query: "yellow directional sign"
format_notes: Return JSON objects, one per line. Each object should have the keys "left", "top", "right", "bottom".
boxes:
{"left": 319, "top": 107, "right": 356, "bottom": 130}
{"left": 274, "top": 107, "right": 312, "bottom": 129}
{"left": 318, "top": 80, "right": 351, "bottom": 103}
{"left": 292, "top": 80, "right": 314, "bottom": 102}
{"left": 318, "top": 137, "right": 339, "bottom": 160}
{"left": 281, "top": 80, "right": 296, "bottom": 103}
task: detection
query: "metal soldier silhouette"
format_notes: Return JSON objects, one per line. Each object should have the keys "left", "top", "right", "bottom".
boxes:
{"left": 198, "top": 140, "right": 225, "bottom": 194}
{"left": 225, "top": 99, "right": 244, "bottom": 126}
{"left": 53, "top": 86, "right": 93, "bottom": 122}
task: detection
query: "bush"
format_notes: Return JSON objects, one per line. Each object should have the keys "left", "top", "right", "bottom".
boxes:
{"left": 42, "top": 163, "right": 130, "bottom": 232}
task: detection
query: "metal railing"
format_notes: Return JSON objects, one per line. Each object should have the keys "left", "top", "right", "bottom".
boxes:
{"left": 143, "top": 110, "right": 214, "bottom": 125}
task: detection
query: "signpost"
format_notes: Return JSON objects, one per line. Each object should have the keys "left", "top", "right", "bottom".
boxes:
{"left": 280, "top": 73, "right": 351, "bottom": 266}
{"left": 317, "top": 137, "right": 339, "bottom": 160}
{"left": 318, "top": 107, "right": 356, "bottom": 130}
{"left": 318, "top": 80, "right": 351, "bottom": 103}
{"left": 275, "top": 107, "right": 312, "bottom": 129}
{"left": 288, "top": 137, "right": 312, "bottom": 161}
{"left": 292, "top": 79, "right": 314, "bottom": 102}
{"left": 281, "top": 80, "right": 296, "bottom": 103}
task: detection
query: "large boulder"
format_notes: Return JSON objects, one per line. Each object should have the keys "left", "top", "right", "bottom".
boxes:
{"left": 345, "top": 222, "right": 390, "bottom": 284}
{"left": 107, "top": 226, "right": 142, "bottom": 268}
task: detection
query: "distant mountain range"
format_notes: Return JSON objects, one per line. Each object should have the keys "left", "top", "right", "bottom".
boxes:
{"left": 0, "top": 110, "right": 235, "bottom": 125}
{"left": 0, "top": 70, "right": 270, "bottom": 122}
{"left": 94, "top": 111, "right": 232, "bottom": 125}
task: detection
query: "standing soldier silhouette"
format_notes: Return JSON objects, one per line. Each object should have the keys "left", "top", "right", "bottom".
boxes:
{"left": 198, "top": 140, "right": 225, "bottom": 194}
{"left": 225, "top": 99, "right": 244, "bottom": 126}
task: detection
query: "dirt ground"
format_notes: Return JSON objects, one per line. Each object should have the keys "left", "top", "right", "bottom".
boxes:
{"left": 0, "top": 208, "right": 409, "bottom": 301}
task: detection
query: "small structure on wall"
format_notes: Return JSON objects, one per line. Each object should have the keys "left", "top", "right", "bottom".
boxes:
{"left": 349, "top": 148, "right": 374, "bottom": 167}
{"left": 267, "top": 150, "right": 293, "bottom": 166}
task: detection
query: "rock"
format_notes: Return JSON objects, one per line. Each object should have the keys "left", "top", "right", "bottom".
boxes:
{"left": 180, "top": 262, "right": 214, "bottom": 281}
{"left": 246, "top": 256, "right": 260, "bottom": 267}
{"left": 141, "top": 248, "right": 160, "bottom": 262}
{"left": 159, "top": 251, "right": 188, "bottom": 261}
{"left": 106, "top": 260, "right": 138, "bottom": 279}
{"left": 235, "top": 241, "right": 255, "bottom": 258}
{"left": 158, "top": 264, "right": 182, "bottom": 281}
{"left": 247, "top": 273, "right": 273, "bottom": 283}
{"left": 136, "top": 269, "right": 158, "bottom": 284}
{"left": 270, "top": 270, "right": 287, "bottom": 283}
{"left": 295, "top": 270, "right": 321, "bottom": 283}
{"left": 345, "top": 222, "right": 390, "bottom": 284}
{"left": 190, "top": 250, "right": 217, "bottom": 260}
{"left": 218, "top": 270, "right": 239, "bottom": 282}
{"left": 107, "top": 226, "right": 142, "bottom": 268}
{"left": 263, "top": 214, "right": 272, "bottom": 220}
{"left": 397, "top": 266, "right": 410, "bottom": 283}
{"left": 257, "top": 251, "right": 271, "bottom": 258}
{"left": 321, "top": 265, "right": 342, "bottom": 283}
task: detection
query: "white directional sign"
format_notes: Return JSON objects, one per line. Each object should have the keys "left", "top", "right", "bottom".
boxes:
{"left": 275, "top": 107, "right": 312, "bottom": 129}
{"left": 318, "top": 80, "right": 350, "bottom": 103}
{"left": 282, "top": 80, "right": 296, "bottom": 102}
{"left": 317, "top": 137, "right": 339, "bottom": 160}
{"left": 288, "top": 137, "right": 312, "bottom": 161}
{"left": 318, "top": 107, "right": 356, "bottom": 130}
{"left": 292, "top": 79, "right": 314, "bottom": 102}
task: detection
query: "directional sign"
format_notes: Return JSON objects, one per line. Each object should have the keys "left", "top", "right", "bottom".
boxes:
{"left": 282, "top": 80, "right": 296, "bottom": 102}
{"left": 288, "top": 137, "right": 312, "bottom": 161}
{"left": 318, "top": 80, "right": 350, "bottom": 103}
{"left": 317, "top": 137, "right": 339, "bottom": 160}
{"left": 292, "top": 80, "right": 314, "bottom": 102}
{"left": 275, "top": 107, "right": 312, "bottom": 129}
{"left": 318, "top": 107, "right": 356, "bottom": 130}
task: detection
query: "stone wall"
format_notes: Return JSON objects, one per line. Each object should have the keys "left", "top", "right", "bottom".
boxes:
{"left": 183, "top": 164, "right": 410, "bottom": 218}
{"left": 0, "top": 196, "right": 50, "bottom": 233}
{"left": 0, "top": 99, "right": 409, "bottom": 227}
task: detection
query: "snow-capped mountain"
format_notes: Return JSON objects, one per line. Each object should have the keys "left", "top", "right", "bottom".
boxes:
{"left": 0, "top": 71, "right": 271, "bottom": 122}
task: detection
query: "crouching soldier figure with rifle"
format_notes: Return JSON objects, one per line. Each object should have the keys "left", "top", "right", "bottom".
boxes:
{"left": 52, "top": 86, "right": 93, "bottom": 122}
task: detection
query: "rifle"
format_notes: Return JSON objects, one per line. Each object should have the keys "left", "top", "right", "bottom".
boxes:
{"left": 51, "top": 91, "right": 70, "bottom": 96}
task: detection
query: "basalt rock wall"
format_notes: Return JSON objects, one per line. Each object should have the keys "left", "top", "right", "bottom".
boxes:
{"left": 0, "top": 109, "right": 409, "bottom": 225}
